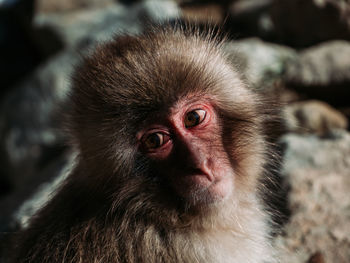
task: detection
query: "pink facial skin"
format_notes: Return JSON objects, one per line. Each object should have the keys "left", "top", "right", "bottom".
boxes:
{"left": 137, "top": 98, "right": 234, "bottom": 205}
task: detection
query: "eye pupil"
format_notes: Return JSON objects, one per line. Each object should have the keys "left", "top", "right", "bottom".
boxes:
{"left": 185, "top": 109, "right": 206, "bottom": 128}
{"left": 148, "top": 135, "right": 159, "bottom": 147}
{"left": 187, "top": 112, "right": 199, "bottom": 125}
{"left": 144, "top": 133, "right": 166, "bottom": 150}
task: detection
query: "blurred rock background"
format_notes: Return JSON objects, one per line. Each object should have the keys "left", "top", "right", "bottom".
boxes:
{"left": 0, "top": 0, "right": 349, "bottom": 262}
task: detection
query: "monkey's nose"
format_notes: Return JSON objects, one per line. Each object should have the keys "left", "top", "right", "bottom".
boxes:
{"left": 185, "top": 154, "right": 215, "bottom": 182}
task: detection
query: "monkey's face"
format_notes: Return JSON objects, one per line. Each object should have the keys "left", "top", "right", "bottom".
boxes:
{"left": 137, "top": 96, "right": 234, "bottom": 207}
{"left": 70, "top": 32, "right": 265, "bottom": 212}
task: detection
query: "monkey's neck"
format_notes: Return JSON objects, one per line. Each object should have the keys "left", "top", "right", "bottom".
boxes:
{"left": 107, "top": 193, "right": 275, "bottom": 263}
{"left": 61, "top": 169, "right": 276, "bottom": 262}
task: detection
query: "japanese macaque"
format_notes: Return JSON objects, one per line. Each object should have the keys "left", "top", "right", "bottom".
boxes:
{"left": 9, "top": 26, "right": 283, "bottom": 263}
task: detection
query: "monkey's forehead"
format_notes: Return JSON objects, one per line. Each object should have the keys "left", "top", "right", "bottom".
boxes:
{"left": 69, "top": 29, "right": 259, "bottom": 130}
{"left": 77, "top": 33, "right": 241, "bottom": 100}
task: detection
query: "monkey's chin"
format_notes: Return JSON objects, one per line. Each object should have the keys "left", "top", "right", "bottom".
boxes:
{"left": 180, "top": 175, "right": 233, "bottom": 207}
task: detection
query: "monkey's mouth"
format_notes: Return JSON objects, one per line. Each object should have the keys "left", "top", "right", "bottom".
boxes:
{"left": 182, "top": 166, "right": 216, "bottom": 182}
{"left": 176, "top": 172, "right": 233, "bottom": 203}
{"left": 185, "top": 173, "right": 215, "bottom": 187}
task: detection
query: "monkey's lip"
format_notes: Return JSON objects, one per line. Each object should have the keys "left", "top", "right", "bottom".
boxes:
{"left": 183, "top": 173, "right": 232, "bottom": 200}
{"left": 175, "top": 172, "right": 233, "bottom": 201}
{"left": 184, "top": 172, "right": 220, "bottom": 187}
{"left": 183, "top": 167, "right": 216, "bottom": 181}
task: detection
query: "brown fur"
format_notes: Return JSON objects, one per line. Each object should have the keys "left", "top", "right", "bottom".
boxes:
{"left": 8, "top": 26, "right": 282, "bottom": 263}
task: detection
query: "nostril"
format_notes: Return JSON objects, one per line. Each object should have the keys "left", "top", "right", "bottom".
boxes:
{"left": 183, "top": 165, "right": 215, "bottom": 182}
{"left": 185, "top": 167, "right": 206, "bottom": 176}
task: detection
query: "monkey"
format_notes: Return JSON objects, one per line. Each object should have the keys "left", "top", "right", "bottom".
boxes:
{"left": 8, "top": 26, "right": 283, "bottom": 263}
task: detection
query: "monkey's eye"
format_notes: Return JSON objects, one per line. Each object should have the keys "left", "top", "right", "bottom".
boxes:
{"left": 184, "top": 109, "right": 206, "bottom": 128}
{"left": 143, "top": 132, "right": 169, "bottom": 150}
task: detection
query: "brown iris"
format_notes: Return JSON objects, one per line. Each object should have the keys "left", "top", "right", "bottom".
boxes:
{"left": 184, "top": 109, "right": 206, "bottom": 128}
{"left": 143, "top": 133, "right": 168, "bottom": 149}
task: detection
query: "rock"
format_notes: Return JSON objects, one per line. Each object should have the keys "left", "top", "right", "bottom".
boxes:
{"left": 270, "top": 0, "right": 350, "bottom": 47}
{"left": 278, "top": 87, "right": 301, "bottom": 104}
{"left": 223, "top": 38, "right": 297, "bottom": 92}
{"left": 181, "top": 3, "right": 224, "bottom": 25}
{"left": 33, "top": 4, "right": 139, "bottom": 50}
{"left": 0, "top": 50, "right": 78, "bottom": 191}
{"left": 228, "top": 0, "right": 350, "bottom": 48}
{"left": 283, "top": 100, "right": 348, "bottom": 135}
{"left": 276, "top": 130, "right": 350, "bottom": 263}
{"left": 284, "top": 40, "right": 350, "bottom": 106}
{"left": 11, "top": 152, "right": 75, "bottom": 229}
{"left": 36, "top": 0, "right": 115, "bottom": 13}
{"left": 228, "top": 0, "right": 275, "bottom": 39}
{"left": 175, "top": 0, "right": 230, "bottom": 4}
{"left": 285, "top": 40, "right": 350, "bottom": 86}
{"left": 33, "top": 1, "right": 180, "bottom": 50}
{"left": 0, "top": 151, "right": 74, "bottom": 259}
{"left": 135, "top": 0, "right": 180, "bottom": 24}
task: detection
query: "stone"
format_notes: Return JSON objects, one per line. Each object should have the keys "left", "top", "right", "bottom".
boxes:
{"left": 0, "top": 50, "right": 78, "bottom": 192}
{"left": 223, "top": 38, "right": 297, "bottom": 91}
{"left": 285, "top": 40, "right": 350, "bottom": 86}
{"left": 284, "top": 40, "right": 350, "bottom": 106}
{"left": 228, "top": 0, "right": 350, "bottom": 48}
{"left": 181, "top": 3, "right": 224, "bottom": 25}
{"left": 270, "top": 0, "right": 350, "bottom": 47}
{"left": 33, "top": 1, "right": 180, "bottom": 50}
{"left": 276, "top": 130, "right": 350, "bottom": 263}
{"left": 36, "top": 0, "right": 115, "bottom": 13}
{"left": 283, "top": 100, "right": 348, "bottom": 135}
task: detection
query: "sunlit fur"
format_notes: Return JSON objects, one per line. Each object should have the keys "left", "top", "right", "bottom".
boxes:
{"left": 8, "top": 26, "right": 282, "bottom": 263}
